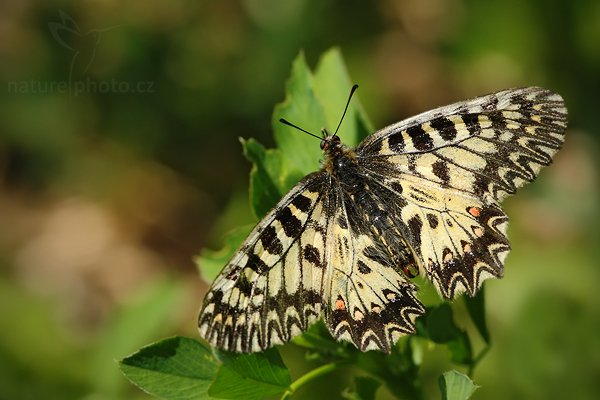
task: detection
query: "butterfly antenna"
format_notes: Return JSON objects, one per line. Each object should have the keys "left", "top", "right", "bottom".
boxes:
{"left": 279, "top": 118, "right": 323, "bottom": 141}
{"left": 334, "top": 84, "right": 359, "bottom": 136}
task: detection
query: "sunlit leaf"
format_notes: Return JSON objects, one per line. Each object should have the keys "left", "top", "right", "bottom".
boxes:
{"left": 208, "top": 348, "right": 291, "bottom": 399}
{"left": 196, "top": 225, "right": 253, "bottom": 283}
{"left": 272, "top": 48, "right": 372, "bottom": 176}
{"left": 273, "top": 51, "right": 326, "bottom": 174}
{"left": 119, "top": 337, "right": 219, "bottom": 400}
{"left": 241, "top": 137, "right": 303, "bottom": 218}
{"left": 438, "top": 370, "right": 478, "bottom": 400}
{"left": 313, "top": 47, "right": 374, "bottom": 144}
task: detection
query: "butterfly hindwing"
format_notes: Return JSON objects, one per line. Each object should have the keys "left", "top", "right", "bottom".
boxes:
{"left": 325, "top": 195, "right": 425, "bottom": 352}
{"left": 374, "top": 172, "right": 509, "bottom": 298}
{"left": 200, "top": 170, "right": 426, "bottom": 353}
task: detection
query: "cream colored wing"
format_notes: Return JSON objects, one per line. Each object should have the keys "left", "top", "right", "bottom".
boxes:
{"left": 198, "top": 172, "right": 331, "bottom": 352}
{"left": 358, "top": 87, "right": 567, "bottom": 202}
{"left": 356, "top": 87, "right": 567, "bottom": 298}
{"left": 325, "top": 187, "right": 425, "bottom": 352}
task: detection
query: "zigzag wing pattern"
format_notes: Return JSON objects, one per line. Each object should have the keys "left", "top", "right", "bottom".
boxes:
{"left": 325, "top": 190, "right": 425, "bottom": 352}
{"left": 356, "top": 87, "right": 567, "bottom": 299}
{"left": 363, "top": 170, "right": 509, "bottom": 298}
{"left": 198, "top": 173, "right": 332, "bottom": 352}
{"left": 199, "top": 86, "right": 568, "bottom": 353}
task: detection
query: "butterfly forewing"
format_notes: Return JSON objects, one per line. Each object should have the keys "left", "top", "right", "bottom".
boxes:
{"left": 199, "top": 86, "right": 567, "bottom": 352}
{"left": 357, "top": 87, "right": 567, "bottom": 201}
{"left": 199, "top": 172, "right": 331, "bottom": 352}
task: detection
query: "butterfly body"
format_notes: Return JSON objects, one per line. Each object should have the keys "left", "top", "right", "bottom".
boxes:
{"left": 199, "top": 87, "right": 567, "bottom": 353}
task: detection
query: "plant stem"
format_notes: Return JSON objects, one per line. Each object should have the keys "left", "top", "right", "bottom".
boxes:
{"left": 467, "top": 344, "right": 490, "bottom": 377}
{"left": 280, "top": 362, "right": 343, "bottom": 400}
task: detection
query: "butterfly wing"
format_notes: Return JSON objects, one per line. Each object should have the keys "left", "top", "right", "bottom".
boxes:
{"left": 325, "top": 183, "right": 425, "bottom": 352}
{"left": 356, "top": 87, "right": 567, "bottom": 298}
{"left": 198, "top": 172, "right": 332, "bottom": 352}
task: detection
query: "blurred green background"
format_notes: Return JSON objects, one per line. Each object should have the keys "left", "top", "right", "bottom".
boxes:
{"left": 1, "top": 0, "right": 599, "bottom": 399}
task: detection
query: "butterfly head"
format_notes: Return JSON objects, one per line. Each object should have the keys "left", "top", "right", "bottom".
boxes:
{"left": 280, "top": 83, "right": 358, "bottom": 157}
{"left": 319, "top": 133, "right": 341, "bottom": 152}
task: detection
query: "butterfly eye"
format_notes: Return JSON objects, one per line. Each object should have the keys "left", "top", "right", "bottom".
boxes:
{"left": 320, "top": 139, "right": 327, "bottom": 150}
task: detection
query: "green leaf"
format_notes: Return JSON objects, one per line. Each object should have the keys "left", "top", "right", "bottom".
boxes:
{"left": 313, "top": 48, "right": 374, "bottom": 145}
{"left": 249, "top": 47, "right": 371, "bottom": 218}
{"left": 438, "top": 370, "right": 478, "bottom": 400}
{"left": 119, "top": 337, "right": 220, "bottom": 400}
{"left": 272, "top": 48, "right": 372, "bottom": 176}
{"left": 291, "top": 320, "right": 342, "bottom": 353}
{"left": 196, "top": 224, "right": 253, "bottom": 283}
{"left": 208, "top": 348, "right": 291, "bottom": 399}
{"left": 421, "top": 303, "right": 463, "bottom": 343}
{"left": 464, "top": 286, "right": 490, "bottom": 343}
{"left": 273, "top": 51, "right": 327, "bottom": 175}
{"left": 418, "top": 303, "right": 472, "bottom": 364}
{"left": 241, "top": 137, "right": 303, "bottom": 218}
{"left": 447, "top": 332, "right": 472, "bottom": 365}
{"left": 342, "top": 376, "right": 381, "bottom": 400}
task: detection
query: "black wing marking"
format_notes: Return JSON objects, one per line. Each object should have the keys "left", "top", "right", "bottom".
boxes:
{"left": 198, "top": 173, "right": 332, "bottom": 352}
{"left": 324, "top": 178, "right": 425, "bottom": 352}
{"left": 355, "top": 88, "right": 566, "bottom": 298}
{"left": 357, "top": 87, "right": 567, "bottom": 201}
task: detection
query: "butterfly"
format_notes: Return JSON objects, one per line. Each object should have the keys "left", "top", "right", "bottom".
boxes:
{"left": 198, "top": 86, "right": 567, "bottom": 353}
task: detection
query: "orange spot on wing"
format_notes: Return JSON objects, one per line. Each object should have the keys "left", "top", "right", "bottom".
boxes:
{"left": 468, "top": 207, "right": 482, "bottom": 217}
{"left": 335, "top": 299, "right": 346, "bottom": 310}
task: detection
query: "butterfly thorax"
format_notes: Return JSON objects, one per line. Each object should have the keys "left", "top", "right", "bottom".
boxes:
{"left": 321, "top": 133, "right": 423, "bottom": 280}
{"left": 321, "top": 135, "right": 357, "bottom": 177}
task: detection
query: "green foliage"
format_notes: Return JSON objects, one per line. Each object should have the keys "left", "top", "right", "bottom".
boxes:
{"left": 463, "top": 286, "right": 491, "bottom": 344}
{"left": 271, "top": 49, "right": 373, "bottom": 177}
{"left": 120, "top": 337, "right": 219, "bottom": 400}
{"left": 417, "top": 303, "right": 472, "bottom": 365}
{"left": 241, "top": 138, "right": 303, "bottom": 218}
{"left": 120, "top": 338, "right": 293, "bottom": 400}
{"left": 124, "top": 49, "right": 485, "bottom": 399}
{"left": 438, "top": 370, "right": 479, "bottom": 400}
{"left": 209, "top": 348, "right": 291, "bottom": 399}
{"left": 196, "top": 225, "right": 254, "bottom": 282}
{"left": 342, "top": 376, "right": 381, "bottom": 400}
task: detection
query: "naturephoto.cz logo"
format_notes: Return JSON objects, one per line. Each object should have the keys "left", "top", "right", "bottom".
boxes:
{"left": 8, "top": 78, "right": 155, "bottom": 96}
{"left": 7, "top": 10, "right": 155, "bottom": 96}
